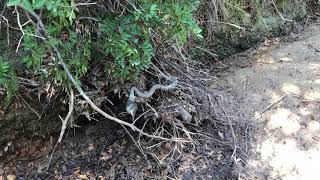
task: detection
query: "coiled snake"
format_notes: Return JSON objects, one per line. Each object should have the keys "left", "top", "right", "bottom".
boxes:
{"left": 126, "top": 74, "right": 178, "bottom": 117}
{"left": 126, "top": 74, "right": 192, "bottom": 122}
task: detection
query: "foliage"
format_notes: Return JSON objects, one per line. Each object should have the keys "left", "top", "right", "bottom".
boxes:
{"left": 6, "top": 0, "right": 86, "bottom": 87}
{"left": 100, "top": 0, "right": 202, "bottom": 79}
{"left": 0, "top": 0, "right": 202, "bottom": 99}
{"left": 2, "top": 0, "right": 202, "bottom": 84}
{"left": 7, "top": 0, "right": 76, "bottom": 25}
{"left": 22, "top": 25, "right": 91, "bottom": 86}
{"left": 0, "top": 57, "right": 18, "bottom": 99}
{"left": 100, "top": 15, "right": 154, "bottom": 79}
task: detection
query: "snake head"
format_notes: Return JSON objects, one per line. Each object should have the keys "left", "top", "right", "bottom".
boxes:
{"left": 126, "top": 100, "right": 138, "bottom": 117}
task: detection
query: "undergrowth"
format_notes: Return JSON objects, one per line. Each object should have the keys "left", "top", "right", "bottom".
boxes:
{"left": 0, "top": 57, "right": 17, "bottom": 100}
{"left": 1, "top": 0, "right": 318, "bottom": 98}
{"left": 0, "top": 0, "right": 202, "bottom": 98}
{"left": 194, "top": 0, "right": 315, "bottom": 59}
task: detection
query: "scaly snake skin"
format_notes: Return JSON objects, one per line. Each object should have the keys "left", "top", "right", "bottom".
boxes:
{"left": 126, "top": 75, "right": 178, "bottom": 117}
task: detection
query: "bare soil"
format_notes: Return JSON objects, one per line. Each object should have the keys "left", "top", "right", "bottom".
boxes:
{"left": 214, "top": 23, "right": 320, "bottom": 180}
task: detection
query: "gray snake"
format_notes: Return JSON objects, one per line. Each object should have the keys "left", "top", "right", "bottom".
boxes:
{"left": 126, "top": 75, "right": 178, "bottom": 117}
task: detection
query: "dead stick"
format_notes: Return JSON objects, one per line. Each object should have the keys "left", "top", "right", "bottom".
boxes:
{"left": 58, "top": 89, "right": 74, "bottom": 143}
{"left": 253, "top": 93, "right": 287, "bottom": 120}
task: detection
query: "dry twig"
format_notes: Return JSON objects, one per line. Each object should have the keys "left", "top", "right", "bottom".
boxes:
{"left": 58, "top": 89, "right": 74, "bottom": 143}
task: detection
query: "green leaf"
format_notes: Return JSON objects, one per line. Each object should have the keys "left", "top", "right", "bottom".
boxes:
{"left": 68, "top": 10, "right": 76, "bottom": 24}
{"left": 32, "top": 0, "right": 45, "bottom": 9}
{"left": 21, "top": 0, "right": 33, "bottom": 12}
{"left": 47, "top": 2, "right": 53, "bottom": 10}
{"left": 7, "top": 0, "right": 20, "bottom": 6}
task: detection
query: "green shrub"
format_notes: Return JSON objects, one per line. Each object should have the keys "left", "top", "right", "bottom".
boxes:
{"left": 100, "top": 0, "right": 202, "bottom": 80}
{"left": 1, "top": 0, "right": 202, "bottom": 96}
{"left": 0, "top": 57, "right": 17, "bottom": 99}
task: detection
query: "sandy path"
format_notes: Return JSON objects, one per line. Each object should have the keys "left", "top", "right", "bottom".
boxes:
{"left": 215, "top": 24, "right": 320, "bottom": 180}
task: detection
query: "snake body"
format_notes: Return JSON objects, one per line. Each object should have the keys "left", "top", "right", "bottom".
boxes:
{"left": 126, "top": 75, "right": 178, "bottom": 117}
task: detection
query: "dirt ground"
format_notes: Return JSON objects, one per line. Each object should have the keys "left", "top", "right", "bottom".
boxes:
{"left": 214, "top": 23, "right": 320, "bottom": 180}
{"left": 2, "top": 22, "right": 320, "bottom": 180}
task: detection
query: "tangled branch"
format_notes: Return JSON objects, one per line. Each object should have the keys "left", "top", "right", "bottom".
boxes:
{"left": 24, "top": 7, "right": 185, "bottom": 142}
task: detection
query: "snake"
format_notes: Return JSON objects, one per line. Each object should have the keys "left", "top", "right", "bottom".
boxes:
{"left": 126, "top": 74, "right": 178, "bottom": 117}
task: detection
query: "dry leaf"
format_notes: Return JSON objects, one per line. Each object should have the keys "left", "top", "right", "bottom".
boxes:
{"left": 99, "top": 152, "right": 111, "bottom": 161}
{"left": 88, "top": 143, "right": 95, "bottom": 151}
{"left": 144, "top": 170, "right": 152, "bottom": 177}
{"left": 6, "top": 175, "right": 16, "bottom": 180}
{"left": 164, "top": 142, "right": 171, "bottom": 150}
{"left": 218, "top": 131, "right": 224, "bottom": 140}
{"left": 193, "top": 155, "right": 201, "bottom": 161}
{"left": 73, "top": 168, "right": 81, "bottom": 175}
{"left": 98, "top": 176, "right": 106, "bottom": 180}
{"left": 78, "top": 174, "right": 89, "bottom": 180}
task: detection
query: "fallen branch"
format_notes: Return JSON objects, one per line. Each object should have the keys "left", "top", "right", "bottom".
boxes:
{"left": 58, "top": 89, "right": 74, "bottom": 143}
{"left": 252, "top": 93, "right": 287, "bottom": 120}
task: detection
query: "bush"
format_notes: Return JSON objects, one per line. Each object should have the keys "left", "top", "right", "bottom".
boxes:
{"left": 0, "top": 0, "right": 202, "bottom": 98}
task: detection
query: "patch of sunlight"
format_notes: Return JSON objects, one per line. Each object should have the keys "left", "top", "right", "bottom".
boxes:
{"left": 257, "top": 55, "right": 275, "bottom": 64}
{"left": 260, "top": 138, "right": 298, "bottom": 168}
{"left": 308, "top": 63, "right": 320, "bottom": 70}
{"left": 270, "top": 92, "right": 280, "bottom": 103}
{"left": 258, "top": 138, "right": 275, "bottom": 161}
{"left": 259, "top": 137, "right": 320, "bottom": 180}
{"left": 314, "top": 79, "right": 320, "bottom": 84}
{"left": 270, "top": 139, "right": 301, "bottom": 170}
{"left": 247, "top": 159, "right": 259, "bottom": 168}
{"left": 269, "top": 108, "right": 300, "bottom": 134}
{"left": 275, "top": 52, "right": 288, "bottom": 58}
{"left": 301, "top": 149, "right": 320, "bottom": 180}
{"left": 299, "top": 107, "right": 310, "bottom": 116}
{"left": 282, "top": 174, "right": 299, "bottom": 180}
{"left": 308, "top": 121, "right": 320, "bottom": 132}
{"left": 280, "top": 56, "right": 294, "bottom": 62}
{"left": 282, "top": 83, "right": 300, "bottom": 95}
{"left": 304, "top": 91, "right": 320, "bottom": 101}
